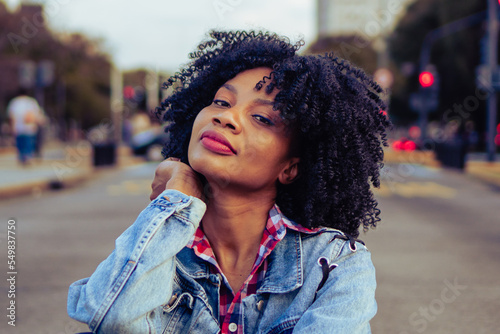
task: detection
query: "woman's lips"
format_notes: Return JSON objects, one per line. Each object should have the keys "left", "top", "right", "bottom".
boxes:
{"left": 200, "top": 130, "right": 236, "bottom": 155}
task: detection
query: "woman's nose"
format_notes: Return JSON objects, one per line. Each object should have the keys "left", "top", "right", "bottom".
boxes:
{"left": 212, "top": 108, "right": 241, "bottom": 133}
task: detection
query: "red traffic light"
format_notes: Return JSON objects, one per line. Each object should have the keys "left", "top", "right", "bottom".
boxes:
{"left": 419, "top": 71, "right": 434, "bottom": 87}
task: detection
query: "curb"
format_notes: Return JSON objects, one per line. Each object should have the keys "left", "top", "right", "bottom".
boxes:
{"left": 383, "top": 149, "right": 440, "bottom": 167}
{"left": 384, "top": 149, "right": 500, "bottom": 187}
{"left": 0, "top": 142, "right": 148, "bottom": 200}
{"left": 465, "top": 161, "right": 500, "bottom": 189}
{"left": 0, "top": 155, "right": 147, "bottom": 200}
{"left": 0, "top": 169, "right": 93, "bottom": 200}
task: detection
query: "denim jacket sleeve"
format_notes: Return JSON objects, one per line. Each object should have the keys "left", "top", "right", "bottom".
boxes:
{"left": 67, "top": 189, "right": 206, "bottom": 333}
{"left": 292, "top": 240, "right": 377, "bottom": 334}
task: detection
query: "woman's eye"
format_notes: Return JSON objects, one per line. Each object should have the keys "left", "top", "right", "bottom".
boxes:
{"left": 253, "top": 115, "right": 274, "bottom": 126}
{"left": 213, "top": 99, "right": 230, "bottom": 107}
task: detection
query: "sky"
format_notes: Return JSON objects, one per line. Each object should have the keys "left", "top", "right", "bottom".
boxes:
{"left": 5, "top": 0, "right": 317, "bottom": 72}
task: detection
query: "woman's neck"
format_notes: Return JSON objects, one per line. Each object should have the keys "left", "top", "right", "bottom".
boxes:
{"left": 201, "top": 185, "right": 275, "bottom": 273}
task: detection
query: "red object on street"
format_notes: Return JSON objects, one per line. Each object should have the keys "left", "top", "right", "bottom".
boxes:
{"left": 403, "top": 140, "right": 417, "bottom": 151}
{"left": 392, "top": 138, "right": 417, "bottom": 151}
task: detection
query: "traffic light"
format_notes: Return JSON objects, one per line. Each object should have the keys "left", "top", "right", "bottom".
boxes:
{"left": 419, "top": 64, "right": 440, "bottom": 112}
{"left": 419, "top": 71, "right": 434, "bottom": 88}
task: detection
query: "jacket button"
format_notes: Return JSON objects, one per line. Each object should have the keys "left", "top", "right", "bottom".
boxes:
{"left": 228, "top": 323, "right": 238, "bottom": 332}
{"left": 256, "top": 300, "right": 264, "bottom": 311}
{"left": 167, "top": 294, "right": 177, "bottom": 307}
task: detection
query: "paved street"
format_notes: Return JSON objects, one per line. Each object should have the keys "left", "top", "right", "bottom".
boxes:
{"left": 0, "top": 163, "right": 155, "bottom": 334}
{"left": 0, "top": 162, "right": 499, "bottom": 333}
{"left": 368, "top": 163, "right": 500, "bottom": 334}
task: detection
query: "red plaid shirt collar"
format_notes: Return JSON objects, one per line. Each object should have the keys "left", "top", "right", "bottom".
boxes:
{"left": 186, "top": 204, "right": 321, "bottom": 334}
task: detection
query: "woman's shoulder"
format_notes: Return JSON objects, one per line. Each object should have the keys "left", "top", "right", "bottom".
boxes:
{"left": 296, "top": 228, "right": 372, "bottom": 264}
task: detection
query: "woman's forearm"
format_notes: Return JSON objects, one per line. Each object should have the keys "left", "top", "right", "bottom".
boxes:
{"left": 67, "top": 189, "right": 206, "bottom": 333}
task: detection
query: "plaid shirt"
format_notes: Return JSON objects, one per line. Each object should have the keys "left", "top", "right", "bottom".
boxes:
{"left": 186, "top": 204, "right": 322, "bottom": 334}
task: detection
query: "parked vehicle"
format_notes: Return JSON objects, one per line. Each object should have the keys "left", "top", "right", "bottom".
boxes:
{"left": 392, "top": 137, "right": 417, "bottom": 151}
{"left": 130, "top": 127, "right": 169, "bottom": 161}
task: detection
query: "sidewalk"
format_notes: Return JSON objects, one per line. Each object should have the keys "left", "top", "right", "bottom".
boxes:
{"left": 384, "top": 149, "right": 500, "bottom": 188}
{"left": 1, "top": 144, "right": 499, "bottom": 200}
{"left": 0, "top": 141, "right": 144, "bottom": 200}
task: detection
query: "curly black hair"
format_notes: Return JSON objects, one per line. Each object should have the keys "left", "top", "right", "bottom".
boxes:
{"left": 156, "top": 30, "right": 391, "bottom": 238}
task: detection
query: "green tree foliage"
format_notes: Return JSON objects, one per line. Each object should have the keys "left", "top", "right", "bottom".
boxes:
{"left": 388, "top": 0, "right": 487, "bottom": 132}
{"left": 0, "top": 1, "right": 111, "bottom": 131}
{"left": 57, "top": 34, "right": 111, "bottom": 129}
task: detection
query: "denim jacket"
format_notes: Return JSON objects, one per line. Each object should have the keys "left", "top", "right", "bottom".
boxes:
{"left": 68, "top": 189, "right": 377, "bottom": 333}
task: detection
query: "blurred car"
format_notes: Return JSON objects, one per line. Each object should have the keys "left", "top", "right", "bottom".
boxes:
{"left": 130, "top": 127, "right": 169, "bottom": 161}
{"left": 392, "top": 137, "right": 417, "bottom": 151}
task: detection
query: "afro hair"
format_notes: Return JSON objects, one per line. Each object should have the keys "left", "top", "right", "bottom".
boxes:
{"left": 156, "top": 30, "right": 391, "bottom": 238}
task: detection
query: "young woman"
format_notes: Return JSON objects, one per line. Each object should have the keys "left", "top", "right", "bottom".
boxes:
{"left": 68, "top": 31, "right": 390, "bottom": 334}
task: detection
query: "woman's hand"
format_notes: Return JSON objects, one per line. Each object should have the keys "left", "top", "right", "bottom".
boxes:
{"left": 150, "top": 158, "right": 204, "bottom": 201}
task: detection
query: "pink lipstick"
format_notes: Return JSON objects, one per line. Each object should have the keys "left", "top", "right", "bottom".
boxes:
{"left": 200, "top": 130, "right": 236, "bottom": 155}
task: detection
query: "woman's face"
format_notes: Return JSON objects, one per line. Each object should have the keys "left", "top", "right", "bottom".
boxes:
{"left": 188, "top": 67, "right": 299, "bottom": 193}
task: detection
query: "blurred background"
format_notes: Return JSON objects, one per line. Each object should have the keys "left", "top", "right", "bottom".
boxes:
{"left": 0, "top": 0, "right": 499, "bottom": 333}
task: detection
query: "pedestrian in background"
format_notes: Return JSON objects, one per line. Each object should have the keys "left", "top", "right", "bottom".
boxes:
{"left": 34, "top": 107, "right": 48, "bottom": 158}
{"left": 68, "top": 30, "right": 391, "bottom": 333}
{"left": 7, "top": 88, "right": 45, "bottom": 165}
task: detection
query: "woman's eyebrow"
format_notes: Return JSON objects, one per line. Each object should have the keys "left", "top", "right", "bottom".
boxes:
{"left": 221, "top": 84, "right": 274, "bottom": 105}
{"left": 221, "top": 84, "right": 237, "bottom": 94}
{"left": 253, "top": 98, "right": 274, "bottom": 106}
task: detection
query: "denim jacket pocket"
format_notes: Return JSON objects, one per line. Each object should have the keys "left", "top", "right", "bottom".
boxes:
{"left": 158, "top": 291, "right": 195, "bottom": 334}
{"left": 163, "top": 292, "right": 195, "bottom": 313}
{"left": 264, "top": 316, "right": 300, "bottom": 334}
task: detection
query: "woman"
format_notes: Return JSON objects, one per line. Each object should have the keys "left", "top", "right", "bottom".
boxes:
{"left": 68, "top": 31, "right": 390, "bottom": 333}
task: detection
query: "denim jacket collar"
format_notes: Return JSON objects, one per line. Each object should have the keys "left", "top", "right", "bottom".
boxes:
{"left": 175, "top": 229, "right": 303, "bottom": 295}
{"left": 258, "top": 230, "right": 302, "bottom": 294}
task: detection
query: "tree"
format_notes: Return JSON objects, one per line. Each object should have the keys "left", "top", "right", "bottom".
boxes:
{"left": 0, "top": 1, "right": 112, "bottom": 135}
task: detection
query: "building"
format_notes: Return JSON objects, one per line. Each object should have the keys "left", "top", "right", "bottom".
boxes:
{"left": 317, "top": 0, "right": 414, "bottom": 39}
{"left": 0, "top": 3, "right": 47, "bottom": 121}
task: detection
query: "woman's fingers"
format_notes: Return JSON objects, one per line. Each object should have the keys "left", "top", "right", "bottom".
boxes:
{"left": 150, "top": 179, "right": 167, "bottom": 200}
{"left": 150, "top": 158, "right": 203, "bottom": 200}
{"left": 150, "top": 159, "right": 176, "bottom": 200}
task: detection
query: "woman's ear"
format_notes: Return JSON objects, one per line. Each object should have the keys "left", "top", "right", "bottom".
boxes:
{"left": 278, "top": 157, "right": 300, "bottom": 185}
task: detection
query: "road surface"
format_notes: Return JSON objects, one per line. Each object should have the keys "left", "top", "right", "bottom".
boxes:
{"left": 0, "top": 162, "right": 498, "bottom": 333}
